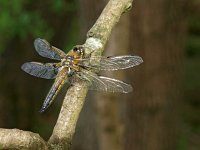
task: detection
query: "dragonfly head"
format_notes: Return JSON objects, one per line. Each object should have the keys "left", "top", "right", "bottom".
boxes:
{"left": 72, "top": 46, "right": 84, "bottom": 58}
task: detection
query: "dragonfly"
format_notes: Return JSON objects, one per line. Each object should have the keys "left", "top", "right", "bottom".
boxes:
{"left": 21, "top": 38, "right": 143, "bottom": 112}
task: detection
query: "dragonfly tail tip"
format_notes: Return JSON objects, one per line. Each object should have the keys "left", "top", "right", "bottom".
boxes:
{"left": 39, "top": 108, "right": 46, "bottom": 113}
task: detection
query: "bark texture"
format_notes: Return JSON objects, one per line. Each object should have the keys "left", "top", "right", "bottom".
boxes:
{"left": 0, "top": 128, "right": 47, "bottom": 149}
{"left": 0, "top": 0, "right": 134, "bottom": 149}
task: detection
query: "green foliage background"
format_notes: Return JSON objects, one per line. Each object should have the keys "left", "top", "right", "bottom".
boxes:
{"left": 180, "top": 8, "right": 200, "bottom": 149}
{"left": 0, "top": 0, "right": 78, "bottom": 54}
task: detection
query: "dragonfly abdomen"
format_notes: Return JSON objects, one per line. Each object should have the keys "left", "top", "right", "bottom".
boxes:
{"left": 39, "top": 68, "right": 68, "bottom": 112}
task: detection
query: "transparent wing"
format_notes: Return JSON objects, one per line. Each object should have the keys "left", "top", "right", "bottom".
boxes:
{"left": 78, "top": 55, "right": 143, "bottom": 71}
{"left": 76, "top": 69, "right": 133, "bottom": 93}
{"left": 21, "top": 62, "right": 59, "bottom": 79}
{"left": 34, "top": 38, "right": 66, "bottom": 60}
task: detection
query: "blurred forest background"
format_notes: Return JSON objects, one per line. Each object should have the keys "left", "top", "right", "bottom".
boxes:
{"left": 0, "top": 0, "right": 199, "bottom": 150}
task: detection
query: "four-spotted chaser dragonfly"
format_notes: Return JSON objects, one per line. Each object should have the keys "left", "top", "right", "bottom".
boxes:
{"left": 21, "top": 38, "right": 143, "bottom": 112}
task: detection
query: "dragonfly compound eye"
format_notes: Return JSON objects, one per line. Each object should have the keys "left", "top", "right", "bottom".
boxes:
{"left": 73, "top": 47, "right": 81, "bottom": 53}
{"left": 73, "top": 47, "right": 78, "bottom": 52}
{"left": 73, "top": 46, "right": 84, "bottom": 55}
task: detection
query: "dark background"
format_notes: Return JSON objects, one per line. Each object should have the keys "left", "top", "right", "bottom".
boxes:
{"left": 0, "top": 0, "right": 199, "bottom": 150}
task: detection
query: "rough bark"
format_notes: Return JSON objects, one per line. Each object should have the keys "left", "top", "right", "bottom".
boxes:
{"left": 0, "top": 128, "right": 48, "bottom": 150}
{"left": 0, "top": 0, "right": 134, "bottom": 149}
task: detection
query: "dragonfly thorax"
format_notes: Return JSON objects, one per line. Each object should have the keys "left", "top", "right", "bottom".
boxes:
{"left": 61, "top": 55, "right": 74, "bottom": 67}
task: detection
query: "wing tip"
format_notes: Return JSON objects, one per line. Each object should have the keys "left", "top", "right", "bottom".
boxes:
{"left": 21, "top": 62, "right": 29, "bottom": 71}
{"left": 21, "top": 63, "right": 25, "bottom": 70}
{"left": 34, "top": 38, "right": 48, "bottom": 51}
{"left": 138, "top": 56, "right": 144, "bottom": 64}
{"left": 34, "top": 37, "right": 42, "bottom": 42}
{"left": 34, "top": 38, "right": 42, "bottom": 45}
{"left": 123, "top": 84, "right": 133, "bottom": 93}
{"left": 133, "top": 56, "right": 143, "bottom": 65}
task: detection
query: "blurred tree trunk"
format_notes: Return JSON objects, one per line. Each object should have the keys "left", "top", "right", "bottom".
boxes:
{"left": 95, "top": 13, "right": 130, "bottom": 150}
{"left": 125, "top": 0, "right": 187, "bottom": 150}
{"left": 78, "top": 0, "right": 106, "bottom": 41}
{"left": 0, "top": 37, "right": 39, "bottom": 129}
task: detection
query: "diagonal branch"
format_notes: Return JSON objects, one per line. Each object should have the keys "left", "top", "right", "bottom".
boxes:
{"left": 0, "top": 0, "right": 133, "bottom": 149}
{"left": 48, "top": 81, "right": 88, "bottom": 149}
{"left": 48, "top": 0, "right": 133, "bottom": 149}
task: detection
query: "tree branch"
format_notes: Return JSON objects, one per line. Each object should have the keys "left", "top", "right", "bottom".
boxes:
{"left": 87, "top": 0, "right": 132, "bottom": 47}
{"left": 48, "top": 0, "right": 133, "bottom": 149}
{"left": 48, "top": 81, "right": 88, "bottom": 149}
{"left": 0, "top": 128, "right": 47, "bottom": 149}
{"left": 0, "top": 0, "right": 133, "bottom": 149}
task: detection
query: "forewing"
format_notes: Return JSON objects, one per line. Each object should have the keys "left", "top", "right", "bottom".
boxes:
{"left": 34, "top": 38, "right": 66, "bottom": 60}
{"left": 21, "top": 62, "right": 58, "bottom": 79}
{"left": 76, "top": 69, "right": 133, "bottom": 93}
{"left": 78, "top": 55, "right": 143, "bottom": 71}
